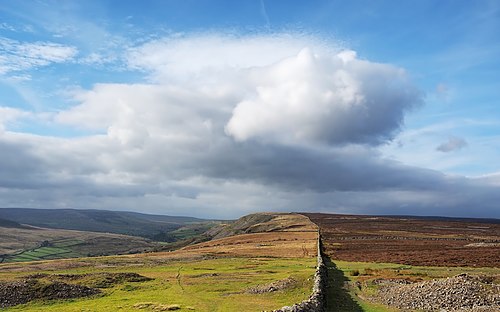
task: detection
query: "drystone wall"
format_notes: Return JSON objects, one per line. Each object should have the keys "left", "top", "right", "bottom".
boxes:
{"left": 271, "top": 234, "right": 327, "bottom": 312}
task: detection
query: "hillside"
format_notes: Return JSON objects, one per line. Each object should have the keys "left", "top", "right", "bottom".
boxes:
{"left": 0, "top": 212, "right": 317, "bottom": 265}
{"left": 0, "top": 208, "right": 209, "bottom": 239}
{"left": 206, "top": 212, "right": 317, "bottom": 239}
{"left": 0, "top": 213, "right": 319, "bottom": 311}
{"left": 0, "top": 218, "right": 27, "bottom": 229}
{"left": 2, "top": 212, "right": 498, "bottom": 311}
{"left": 0, "top": 225, "right": 157, "bottom": 263}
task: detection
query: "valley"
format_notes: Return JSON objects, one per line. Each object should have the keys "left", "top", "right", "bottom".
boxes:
{"left": 0, "top": 210, "right": 499, "bottom": 311}
{"left": 0, "top": 208, "right": 221, "bottom": 263}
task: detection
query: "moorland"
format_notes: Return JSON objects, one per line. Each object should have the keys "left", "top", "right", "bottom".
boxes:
{"left": 305, "top": 213, "right": 500, "bottom": 311}
{"left": 0, "top": 209, "right": 499, "bottom": 311}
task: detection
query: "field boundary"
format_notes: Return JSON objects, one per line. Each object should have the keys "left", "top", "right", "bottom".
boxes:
{"left": 273, "top": 227, "right": 327, "bottom": 312}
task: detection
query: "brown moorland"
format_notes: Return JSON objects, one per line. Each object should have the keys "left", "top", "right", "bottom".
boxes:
{"left": 304, "top": 213, "right": 500, "bottom": 267}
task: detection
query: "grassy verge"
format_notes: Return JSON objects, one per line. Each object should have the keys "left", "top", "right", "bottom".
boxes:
{"left": 1, "top": 256, "right": 316, "bottom": 311}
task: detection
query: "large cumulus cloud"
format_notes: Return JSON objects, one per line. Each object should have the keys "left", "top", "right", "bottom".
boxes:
{"left": 226, "top": 49, "right": 422, "bottom": 146}
{"left": 0, "top": 33, "right": 498, "bottom": 218}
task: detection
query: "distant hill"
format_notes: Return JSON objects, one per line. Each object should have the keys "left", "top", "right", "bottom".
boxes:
{"left": 0, "top": 224, "right": 157, "bottom": 263}
{"left": 205, "top": 213, "right": 317, "bottom": 239}
{"left": 0, "top": 217, "right": 28, "bottom": 229}
{"left": 0, "top": 208, "right": 207, "bottom": 239}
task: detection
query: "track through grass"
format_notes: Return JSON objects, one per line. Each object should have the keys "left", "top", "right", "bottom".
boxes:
{"left": 1, "top": 256, "right": 316, "bottom": 311}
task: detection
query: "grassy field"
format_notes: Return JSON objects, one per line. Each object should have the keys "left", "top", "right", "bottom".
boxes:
{"left": 0, "top": 256, "right": 316, "bottom": 312}
{"left": 5, "top": 239, "right": 85, "bottom": 262}
{"left": 325, "top": 259, "right": 500, "bottom": 312}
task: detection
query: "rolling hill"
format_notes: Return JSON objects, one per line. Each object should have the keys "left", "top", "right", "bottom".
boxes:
{"left": 0, "top": 217, "right": 27, "bottom": 229}
{"left": 0, "top": 224, "right": 158, "bottom": 263}
{"left": 0, "top": 208, "right": 209, "bottom": 239}
{"left": 0, "top": 212, "right": 498, "bottom": 311}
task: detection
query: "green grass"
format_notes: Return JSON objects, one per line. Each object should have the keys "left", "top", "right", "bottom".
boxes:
{"left": 325, "top": 259, "right": 500, "bottom": 312}
{"left": 10, "top": 255, "right": 40, "bottom": 262}
{"left": 1, "top": 257, "right": 316, "bottom": 311}
{"left": 6, "top": 246, "right": 81, "bottom": 263}
{"left": 334, "top": 260, "right": 500, "bottom": 280}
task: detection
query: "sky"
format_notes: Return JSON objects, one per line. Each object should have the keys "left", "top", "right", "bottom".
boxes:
{"left": 0, "top": 0, "right": 499, "bottom": 219}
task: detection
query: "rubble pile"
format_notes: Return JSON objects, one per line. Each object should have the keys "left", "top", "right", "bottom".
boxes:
{"left": 376, "top": 274, "right": 499, "bottom": 311}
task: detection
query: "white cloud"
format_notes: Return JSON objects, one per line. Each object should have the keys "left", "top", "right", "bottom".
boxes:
{"left": 79, "top": 52, "right": 109, "bottom": 66}
{"left": 0, "top": 23, "right": 16, "bottom": 32}
{"left": 126, "top": 33, "right": 335, "bottom": 81}
{"left": 226, "top": 48, "right": 422, "bottom": 146}
{"left": 18, "top": 42, "right": 77, "bottom": 62}
{"left": 0, "top": 37, "right": 77, "bottom": 74}
{"left": 126, "top": 33, "right": 422, "bottom": 147}
{"left": 1, "top": 33, "right": 499, "bottom": 218}
{"left": 0, "top": 106, "right": 31, "bottom": 134}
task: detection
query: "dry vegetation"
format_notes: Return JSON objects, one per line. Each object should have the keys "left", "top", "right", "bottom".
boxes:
{"left": 304, "top": 213, "right": 500, "bottom": 312}
{"left": 206, "top": 212, "right": 317, "bottom": 239}
{"left": 305, "top": 213, "right": 500, "bottom": 267}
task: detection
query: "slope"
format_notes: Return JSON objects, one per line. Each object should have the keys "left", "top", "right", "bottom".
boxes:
{"left": 0, "top": 213, "right": 319, "bottom": 312}
{"left": 0, "top": 208, "right": 208, "bottom": 239}
{"left": 0, "top": 224, "right": 157, "bottom": 263}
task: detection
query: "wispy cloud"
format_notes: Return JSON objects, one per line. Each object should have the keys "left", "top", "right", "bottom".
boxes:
{"left": 0, "top": 106, "right": 31, "bottom": 133}
{"left": 0, "top": 22, "right": 34, "bottom": 33}
{"left": 260, "top": 0, "right": 271, "bottom": 29}
{"left": 0, "top": 37, "right": 77, "bottom": 75}
{"left": 0, "top": 22, "right": 16, "bottom": 32}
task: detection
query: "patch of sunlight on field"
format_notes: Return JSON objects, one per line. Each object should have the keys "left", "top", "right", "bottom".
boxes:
{"left": 2, "top": 257, "right": 316, "bottom": 312}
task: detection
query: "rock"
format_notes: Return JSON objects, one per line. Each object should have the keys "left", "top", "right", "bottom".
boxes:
{"left": 247, "top": 278, "right": 297, "bottom": 294}
{"left": 374, "top": 274, "right": 499, "bottom": 311}
{"left": 0, "top": 279, "right": 101, "bottom": 308}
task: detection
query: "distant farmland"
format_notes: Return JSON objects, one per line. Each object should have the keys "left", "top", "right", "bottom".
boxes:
{"left": 0, "top": 226, "right": 157, "bottom": 263}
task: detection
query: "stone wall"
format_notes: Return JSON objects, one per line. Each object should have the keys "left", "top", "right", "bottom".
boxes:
{"left": 271, "top": 234, "right": 327, "bottom": 312}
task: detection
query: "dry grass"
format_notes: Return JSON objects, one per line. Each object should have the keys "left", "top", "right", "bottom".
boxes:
{"left": 244, "top": 213, "right": 319, "bottom": 233}
{"left": 0, "top": 213, "right": 318, "bottom": 273}
{"left": 306, "top": 213, "right": 500, "bottom": 267}
{"left": 182, "top": 231, "right": 318, "bottom": 258}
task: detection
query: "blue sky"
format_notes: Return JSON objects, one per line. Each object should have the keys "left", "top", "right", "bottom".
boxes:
{"left": 0, "top": 0, "right": 499, "bottom": 218}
